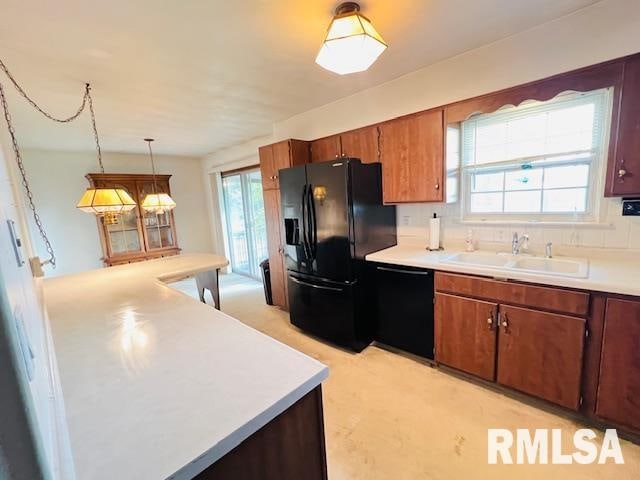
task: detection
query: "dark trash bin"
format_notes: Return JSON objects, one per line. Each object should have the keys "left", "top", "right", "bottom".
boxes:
{"left": 260, "top": 259, "right": 273, "bottom": 305}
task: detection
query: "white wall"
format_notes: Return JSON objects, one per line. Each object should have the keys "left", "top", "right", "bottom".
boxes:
{"left": 21, "top": 149, "right": 214, "bottom": 277}
{"left": 203, "top": 0, "right": 640, "bottom": 254}
{"left": 0, "top": 134, "right": 75, "bottom": 478}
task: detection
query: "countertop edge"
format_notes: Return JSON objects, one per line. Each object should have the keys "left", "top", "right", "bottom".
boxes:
{"left": 169, "top": 368, "right": 329, "bottom": 480}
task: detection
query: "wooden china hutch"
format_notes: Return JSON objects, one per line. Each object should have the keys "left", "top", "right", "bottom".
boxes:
{"left": 86, "top": 173, "right": 180, "bottom": 266}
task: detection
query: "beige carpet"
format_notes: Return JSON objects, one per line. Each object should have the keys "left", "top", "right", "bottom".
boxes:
{"left": 171, "top": 274, "right": 640, "bottom": 480}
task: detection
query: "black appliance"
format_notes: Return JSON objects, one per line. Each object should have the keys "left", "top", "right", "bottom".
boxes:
{"left": 279, "top": 158, "right": 396, "bottom": 351}
{"left": 622, "top": 198, "right": 640, "bottom": 216}
{"left": 373, "top": 263, "right": 435, "bottom": 359}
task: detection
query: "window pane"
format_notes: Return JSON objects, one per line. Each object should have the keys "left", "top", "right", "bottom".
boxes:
{"left": 543, "top": 188, "right": 587, "bottom": 213}
{"left": 446, "top": 174, "right": 458, "bottom": 204}
{"left": 505, "top": 168, "right": 543, "bottom": 191}
{"left": 547, "top": 104, "right": 594, "bottom": 137}
{"left": 504, "top": 191, "right": 541, "bottom": 213}
{"left": 470, "top": 192, "right": 503, "bottom": 213}
{"left": 471, "top": 171, "right": 503, "bottom": 192}
{"left": 543, "top": 164, "right": 590, "bottom": 189}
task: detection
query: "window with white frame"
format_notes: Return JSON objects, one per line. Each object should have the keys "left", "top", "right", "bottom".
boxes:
{"left": 459, "top": 89, "right": 611, "bottom": 222}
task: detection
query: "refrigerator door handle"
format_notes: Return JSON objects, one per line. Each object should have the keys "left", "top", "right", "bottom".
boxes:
{"left": 301, "top": 184, "right": 311, "bottom": 259}
{"left": 376, "top": 266, "right": 431, "bottom": 276}
{"left": 289, "top": 275, "right": 344, "bottom": 292}
{"left": 307, "top": 184, "right": 318, "bottom": 259}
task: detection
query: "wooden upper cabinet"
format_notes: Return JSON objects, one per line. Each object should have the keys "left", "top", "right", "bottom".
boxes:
{"left": 310, "top": 135, "right": 341, "bottom": 163}
{"left": 596, "top": 298, "right": 640, "bottom": 430}
{"left": 379, "top": 109, "right": 444, "bottom": 203}
{"left": 496, "top": 305, "right": 585, "bottom": 410}
{"left": 259, "top": 144, "right": 277, "bottom": 190}
{"left": 260, "top": 139, "right": 309, "bottom": 190}
{"left": 435, "top": 292, "right": 498, "bottom": 381}
{"left": 606, "top": 55, "right": 640, "bottom": 196}
{"left": 339, "top": 126, "right": 380, "bottom": 163}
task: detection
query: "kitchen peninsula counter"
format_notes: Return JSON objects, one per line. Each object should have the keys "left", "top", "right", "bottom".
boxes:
{"left": 43, "top": 254, "right": 328, "bottom": 480}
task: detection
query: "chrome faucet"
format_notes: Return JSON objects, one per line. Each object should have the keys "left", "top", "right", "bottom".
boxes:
{"left": 512, "top": 232, "right": 529, "bottom": 255}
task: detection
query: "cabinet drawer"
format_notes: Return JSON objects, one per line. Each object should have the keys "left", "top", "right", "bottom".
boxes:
{"left": 435, "top": 272, "right": 589, "bottom": 316}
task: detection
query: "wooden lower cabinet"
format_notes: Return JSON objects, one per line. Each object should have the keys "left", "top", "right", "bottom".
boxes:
{"left": 596, "top": 298, "right": 640, "bottom": 430}
{"left": 435, "top": 293, "right": 497, "bottom": 381}
{"left": 263, "top": 189, "right": 287, "bottom": 309}
{"left": 195, "top": 386, "right": 327, "bottom": 480}
{"left": 435, "top": 273, "right": 587, "bottom": 411}
{"left": 497, "top": 305, "right": 585, "bottom": 410}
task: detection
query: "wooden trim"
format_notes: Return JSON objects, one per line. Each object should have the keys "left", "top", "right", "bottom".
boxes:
{"left": 221, "top": 164, "right": 260, "bottom": 177}
{"left": 444, "top": 58, "right": 625, "bottom": 123}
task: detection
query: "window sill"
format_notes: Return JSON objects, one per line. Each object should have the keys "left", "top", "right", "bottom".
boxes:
{"left": 458, "top": 219, "right": 614, "bottom": 229}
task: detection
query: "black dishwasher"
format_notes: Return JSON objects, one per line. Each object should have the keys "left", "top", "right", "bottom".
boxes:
{"left": 373, "top": 263, "right": 435, "bottom": 359}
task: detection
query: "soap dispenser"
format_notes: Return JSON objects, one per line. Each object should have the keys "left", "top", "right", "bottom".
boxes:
{"left": 465, "top": 229, "right": 475, "bottom": 252}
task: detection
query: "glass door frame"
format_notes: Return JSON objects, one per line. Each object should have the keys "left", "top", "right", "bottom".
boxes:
{"left": 221, "top": 166, "right": 266, "bottom": 279}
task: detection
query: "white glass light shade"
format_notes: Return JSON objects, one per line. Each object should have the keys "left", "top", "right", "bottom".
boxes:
{"left": 141, "top": 193, "right": 176, "bottom": 215}
{"left": 315, "top": 12, "right": 387, "bottom": 75}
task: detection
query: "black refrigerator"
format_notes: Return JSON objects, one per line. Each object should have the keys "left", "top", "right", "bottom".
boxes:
{"left": 279, "top": 158, "right": 396, "bottom": 351}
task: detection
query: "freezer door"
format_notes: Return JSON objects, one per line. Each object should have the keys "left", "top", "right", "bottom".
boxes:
{"left": 279, "top": 164, "right": 311, "bottom": 274}
{"left": 288, "top": 272, "right": 358, "bottom": 349}
{"left": 305, "top": 160, "right": 354, "bottom": 281}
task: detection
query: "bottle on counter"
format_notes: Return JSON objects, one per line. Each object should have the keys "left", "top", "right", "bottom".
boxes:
{"left": 465, "top": 229, "right": 475, "bottom": 252}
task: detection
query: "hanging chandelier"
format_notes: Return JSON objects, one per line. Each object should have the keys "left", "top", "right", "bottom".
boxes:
{"left": 315, "top": 2, "right": 387, "bottom": 75}
{"left": 141, "top": 138, "right": 176, "bottom": 215}
{"left": 75, "top": 85, "right": 136, "bottom": 225}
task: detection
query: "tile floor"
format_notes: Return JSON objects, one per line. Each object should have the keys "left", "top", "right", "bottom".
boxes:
{"left": 171, "top": 273, "right": 640, "bottom": 480}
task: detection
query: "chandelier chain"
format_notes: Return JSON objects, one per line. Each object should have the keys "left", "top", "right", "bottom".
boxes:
{"left": 0, "top": 80, "right": 56, "bottom": 267}
{"left": 146, "top": 139, "right": 158, "bottom": 194}
{"left": 0, "top": 59, "right": 106, "bottom": 269}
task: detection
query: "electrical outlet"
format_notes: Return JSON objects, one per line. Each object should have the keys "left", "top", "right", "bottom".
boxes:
{"left": 402, "top": 215, "right": 411, "bottom": 226}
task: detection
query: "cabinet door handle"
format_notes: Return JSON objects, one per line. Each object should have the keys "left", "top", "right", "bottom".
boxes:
{"left": 618, "top": 159, "right": 627, "bottom": 180}
{"left": 502, "top": 314, "right": 509, "bottom": 333}
{"left": 435, "top": 183, "right": 440, "bottom": 190}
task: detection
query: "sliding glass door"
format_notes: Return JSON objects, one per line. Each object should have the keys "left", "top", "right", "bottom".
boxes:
{"left": 221, "top": 169, "right": 268, "bottom": 279}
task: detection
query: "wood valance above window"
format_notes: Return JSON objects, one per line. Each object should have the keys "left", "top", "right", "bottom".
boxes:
{"left": 444, "top": 59, "right": 624, "bottom": 124}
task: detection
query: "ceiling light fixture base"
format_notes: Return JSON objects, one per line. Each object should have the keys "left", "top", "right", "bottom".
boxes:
{"left": 335, "top": 2, "right": 360, "bottom": 16}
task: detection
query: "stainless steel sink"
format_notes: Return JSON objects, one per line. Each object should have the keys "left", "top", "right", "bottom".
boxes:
{"left": 440, "top": 252, "right": 589, "bottom": 278}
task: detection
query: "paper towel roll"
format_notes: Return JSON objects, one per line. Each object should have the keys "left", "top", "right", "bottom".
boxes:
{"left": 429, "top": 214, "right": 440, "bottom": 250}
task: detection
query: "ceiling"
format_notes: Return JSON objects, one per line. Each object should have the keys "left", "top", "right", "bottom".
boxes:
{"left": 0, "top": 0, "right": 600, "bottom": 156}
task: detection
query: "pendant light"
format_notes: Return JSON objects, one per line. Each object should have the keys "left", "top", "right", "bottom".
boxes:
{"left": 141, "top": 138, "right": 176, "bottom": 215}
{"left": 75, "top": 85, "right": 136, "bottom": 225}
{"left": 315, "top": 2, "right": 387, "bottom": 75}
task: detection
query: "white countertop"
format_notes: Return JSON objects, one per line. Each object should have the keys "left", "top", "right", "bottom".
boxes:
{"left": 43, "top": 254, "right": 328, "bottom": 480}
{"left": 367, "top": 245, "right": 640, "bottom": 297}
